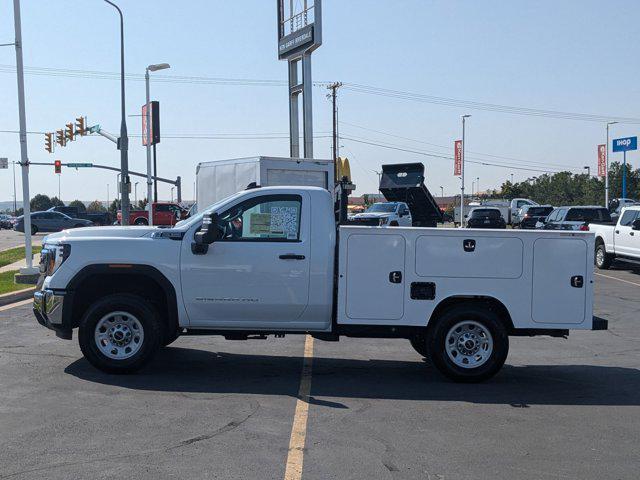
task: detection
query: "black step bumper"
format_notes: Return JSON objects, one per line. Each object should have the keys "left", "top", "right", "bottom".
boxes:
{"left": 592, "top": 316, "right": 608, "bottom": 330}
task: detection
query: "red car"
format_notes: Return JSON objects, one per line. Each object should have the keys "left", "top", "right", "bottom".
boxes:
{"left": 117, "top": 202, "right": 187, "bottom": 226}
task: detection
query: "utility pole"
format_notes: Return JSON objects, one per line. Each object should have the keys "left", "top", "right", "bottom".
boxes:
{"left": 327, "top": 82, "right": 342, "bottom": 163}
{"left": 605, "top": 121, "right": 618, "bottom": 207}
{"left": 13, "top": 0, "right": 37, "bottom": 277}
{"left": 440, "top": 186, "right": 444, "bottom": 198}
{"left": 460, "top": 115, "right": 471, "bottom": 227}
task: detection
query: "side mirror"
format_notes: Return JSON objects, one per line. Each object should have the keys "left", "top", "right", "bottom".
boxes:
{"left": 191, "top": 213, "right": 221, "bottom": 254}
{"left": 633, "top": 218, "right": 640, "bottom": 231}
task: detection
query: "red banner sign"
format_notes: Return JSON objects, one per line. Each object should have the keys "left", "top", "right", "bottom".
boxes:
{"left": 597, "top": 144, "right": 606, "bottom": 177}
{"left": 454, "top": 140, "right": 462, "bottom": 176}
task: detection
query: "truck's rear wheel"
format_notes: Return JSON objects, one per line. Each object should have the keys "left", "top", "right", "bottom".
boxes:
{"left": 78, "top": 294, "right": 160, "bottom": 374}
{"left": 134, "top": 218, "right": 149, "bottom": 226}
{"left": 595, "top": 243, "right": 612, "bottom": 270}
{"left": 428, "top": 305, "right": 508, "bottom": 383}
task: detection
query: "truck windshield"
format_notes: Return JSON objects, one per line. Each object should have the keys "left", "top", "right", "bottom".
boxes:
{"left": 366, "top": 203, "right": 397, "bottom": 213}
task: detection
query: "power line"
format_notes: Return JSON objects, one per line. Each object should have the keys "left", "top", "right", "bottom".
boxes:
{"left": 341, "top": 83, "right": 640, "bottom": 124}
{"left": 0, "top": 129, "right": 331, "bottom": 139}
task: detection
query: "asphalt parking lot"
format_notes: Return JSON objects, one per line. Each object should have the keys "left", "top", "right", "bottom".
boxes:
{"left": 0, "top": 230, "right": 42, "bottom": 251}
{"left": 1, "top": 264, "right": 639, "bottom": 480}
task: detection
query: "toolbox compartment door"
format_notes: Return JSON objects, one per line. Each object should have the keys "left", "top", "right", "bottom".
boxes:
{"left": 532, "top": 237, "right": 587, "bottom": 324}
{"left": 345, "top": 233, "right": 406, "bottom": 320}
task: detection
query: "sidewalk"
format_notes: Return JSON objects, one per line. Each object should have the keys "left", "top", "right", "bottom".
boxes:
{"left": 0, "top": 253, "right": 39, "bottom": 274}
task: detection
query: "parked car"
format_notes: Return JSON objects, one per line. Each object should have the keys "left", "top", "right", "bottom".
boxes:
{"left": 0, "top": 214, "right": 15, "bottom": 229}
{"left": 608, "top": 198, "right": 640, "bottom": 222}
{"left": 33, "top": 185, "right": 606, "bottom": 383}
{"left": 538, "top": 206, "right": 612, "bottom": 231}
{"left": 591, "top": 206, "right": 640, "bottom": 269}
{"left": 456, "top": 198, "right": 537, "bottom": 226}
{"left": 466, "top": 207, "right": 506, "bottom": 229}
{"left": 116, "top": 202, "right": 188, "bottom": 226}
{"left": 13, "top": 211, "right": 93, "bottom": 234}
{"left": 517, "top": 205, "right": 554, "bottom": 229}
{"left": 350, "top": 201, "right": 412, "bottom": 226}
{"left": 49, "top": 206, "right": 111, "bottom": 226}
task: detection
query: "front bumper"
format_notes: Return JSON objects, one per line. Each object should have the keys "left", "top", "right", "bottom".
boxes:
{"left": 33, "top": 289, "right": 71, "bottom": 339}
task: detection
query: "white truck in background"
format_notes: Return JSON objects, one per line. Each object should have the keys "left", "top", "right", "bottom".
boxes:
{"left": 350, "top": 201, "right": 412, "bottom": 226}
{"left": 591, "top": 206, "right": 640, "bottom": 269}
{"left": 195, "top": 156, "right": 334, "bottom": 214}
{"left": 33, "top": 185, "right": 607, "bottom": 383}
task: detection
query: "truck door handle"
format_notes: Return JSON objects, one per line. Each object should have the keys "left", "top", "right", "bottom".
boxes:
{"left": 571, "top": 275, "right": 584, "bottom": 288}
{"left": 631, "top": 232, "right": 635, "bottom": 236}
{"left": 615, "top": 230, "right": 620, "bottom": 234}
{"left": 389, "top": 271, "right": 402, "bottom": 283}
{"left": 279, "top": 254, "right": 305, "bottom": 260}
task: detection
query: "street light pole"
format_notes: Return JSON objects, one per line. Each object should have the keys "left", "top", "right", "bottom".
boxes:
{"left": 440, "top": 186, "right": 444, "bottom": 198}
{"left": 12, "top": 0, "right": 36, "bottom": 275}
{"left": 460, "top": 115, "right": 471, "bottom": 227}
{"left": 134, "top": 181, "right": 139, "bottom": 205}
{"left": 104, "top": 0, "right": 130, "bottom": 225}
{"left": 145, "top": 63, "right": 170, "bottom": 226}
{"left": 605, "top": 121, "right": 618, "bottom": 207}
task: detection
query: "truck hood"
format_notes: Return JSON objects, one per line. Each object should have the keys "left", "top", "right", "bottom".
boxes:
{"left": 43, "top": 226, "right": 156, "bottom": 243}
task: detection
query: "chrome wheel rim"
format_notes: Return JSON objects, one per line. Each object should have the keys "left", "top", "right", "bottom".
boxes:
{"left": 596, "top": 248, "right": 604, "bottom": 266}
{"left": 445, "top": 320, "right": 493, "bottom": 369}
{"left": 94, "top": 311, "right": 144, "bottom": 360}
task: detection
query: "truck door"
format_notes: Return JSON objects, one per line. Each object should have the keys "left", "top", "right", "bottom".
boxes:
{"left": 614, "top": 209, "right": 638, "bottom": 256}
{"left": 180, "top": 192, "right": 310, "bottom": 327}
{"left": 532, "top": 237, "right": 587, "bottom": 324}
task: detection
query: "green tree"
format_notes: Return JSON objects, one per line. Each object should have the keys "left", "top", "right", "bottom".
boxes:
{"left": 136, "top": 197, "right": 148, "bottom": 210}
{"left": 86, "top": 200, "right": 107, "bottom": 213}
{"left": 109, "top": 199, "right": 122, "bottom": 219}
{"left": 50, "top": 196, "right": 64, "bottom": 207}
{"left": 68, "top": 200, "right": 86, "bottom": 212}
{"left": 30, "top": 194, "right": 52, "bottom": 211}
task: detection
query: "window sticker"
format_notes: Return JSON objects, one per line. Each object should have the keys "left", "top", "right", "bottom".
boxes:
{"left": 270, "top": 206, "right": 299, "bottom": 239}
{"left": 249, "top": 213, "right": 272, "bottom": 234}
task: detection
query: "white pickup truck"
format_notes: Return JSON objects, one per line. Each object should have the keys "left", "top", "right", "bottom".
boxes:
{"left": 591, "top": 206, "right": 640, "bottom": 269}
{"left": 350, "top": 201, "right": 412, "bottom": 226}
{"left": 33, "top": 186, "right": 607, "bottom": 382}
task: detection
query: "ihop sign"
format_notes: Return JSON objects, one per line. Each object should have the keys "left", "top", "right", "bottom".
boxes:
{"left": 612, "top": 136, "right": 637, "bottom": 152}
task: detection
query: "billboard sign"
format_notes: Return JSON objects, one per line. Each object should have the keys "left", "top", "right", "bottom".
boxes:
{"left": 454, "top": 140, "right": 462, "bottom": 176}
{"left": 597, "top": 144, "right": 606, "bottom": 177}
{"left": 142, "top": 101, "right": 160, "bottom": 146}
{"left": 612, "top": 136, "right": 637, "bottom": 152}
{"left": 277, "top": 0, "right": 322, "bottom": 60}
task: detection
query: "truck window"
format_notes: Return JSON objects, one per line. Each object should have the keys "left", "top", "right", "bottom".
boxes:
{"left": 219, "top": 194, "right": 302, "bottom": 242}
{"left": 619, "top": 210, "right": 638, "bottom": 226}
{"left": 566, "top": 208, "right": 611, "bottom": 222}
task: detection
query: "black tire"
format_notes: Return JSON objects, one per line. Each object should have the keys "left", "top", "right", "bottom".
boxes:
{"left": 428, "top": 304, "right": 509, "bottom": 383}
{"left": 78, "top": 293, "right": 161, "bottom": 374}
{"left": 31, "top": 225, "right": 38, "bottom": 235}
{"left": 389, "top": 221, "right": 399, "bottom": 227}
{"left": 410, "top": 335, "right": 429, "bottom": 358}
{"left": 595, "top": 243, "right": 613, "bottom": 270}
{"left": 134, "top": 218, "right": 149, "bottom": 226}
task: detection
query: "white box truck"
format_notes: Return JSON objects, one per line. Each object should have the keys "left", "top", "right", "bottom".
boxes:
{"left": 195, "top": 156, "right": 334, "bottom": 213}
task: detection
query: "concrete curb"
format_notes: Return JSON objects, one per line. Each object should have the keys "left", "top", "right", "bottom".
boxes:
{"left": 0, "top": 287, "right": 35, "bottom": 307}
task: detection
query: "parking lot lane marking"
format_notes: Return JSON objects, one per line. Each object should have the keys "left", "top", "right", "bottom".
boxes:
{"left": 283, "top": 335, "right": 314, "bottom": 480}
{"left": 0, "top": 299, "right": 31, "bottom": 313}
{"left": 595, "top": 272, "right": 640, "bottom": 288}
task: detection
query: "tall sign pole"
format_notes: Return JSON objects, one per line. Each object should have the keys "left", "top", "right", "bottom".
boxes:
{"left": 612, "top": 136, "right": 637, "bottom": 200}
{"left": 278, "top": 0, "right": 322, "bottom": 159}
{"left": 13, "top": 0, "right": 37, "bottom": 275}
{"left": 605, "top": 121, "right": 617, "bottom": 207}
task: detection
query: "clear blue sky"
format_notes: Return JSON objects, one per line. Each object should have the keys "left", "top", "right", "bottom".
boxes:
{"left": 1, "top": 0, "right": 639, "bottom": 203}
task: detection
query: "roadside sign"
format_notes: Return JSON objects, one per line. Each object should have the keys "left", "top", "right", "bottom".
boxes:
{"left": 66, "top": 163, "right": 93, "bottom": 168}
{"left": 597, "top": 144, "right": 606, "bottom": 177}
{"left": 142, "top": 101, "right": 160, "bottom": 146}
{"left": 0, "top": 158, "right": 7, "bottom": 169}
{"left": 612, "top": 136, "right": 637, "bottom": 152}
{"left": 454, "top": 140, "right": 462, "bottom": 176}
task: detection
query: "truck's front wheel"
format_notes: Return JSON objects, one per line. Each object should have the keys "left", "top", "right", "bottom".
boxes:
{"left": 78, "top": 294, "right": 161, "bottom": 374}
{"left": 428, "top": 305, "right": 508, "bottom": 383}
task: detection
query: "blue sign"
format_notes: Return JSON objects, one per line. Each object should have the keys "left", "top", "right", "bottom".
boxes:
{"left": 612, "top": 136, "right": 637, "bottom": 152}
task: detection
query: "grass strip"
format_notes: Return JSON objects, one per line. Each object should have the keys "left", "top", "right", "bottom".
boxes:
{"left": 0, "top": 246, "right": 43, "bottom": 268}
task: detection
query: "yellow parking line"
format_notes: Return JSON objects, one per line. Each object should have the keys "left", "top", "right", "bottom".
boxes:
{"left": 595, "top": 272, "right": 640, "bottom": 288}
{"left": 284, "top": 335, "right": 314, "bottom": 480}
{"left": 0, "top": 298, "right": 32, "bottom": 313}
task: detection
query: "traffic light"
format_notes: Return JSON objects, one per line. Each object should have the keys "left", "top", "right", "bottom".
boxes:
{"left": 44, "top": 133, "right": 53, "bottom": 153}
{"left": 75, "top": 116, "right": 86, "bottom": 136}
{"left": 56, "top": 129, "right": 66, "bottom": 147}
{"left": 54, "top": 160, "right": 62, "bottom": 174}
{"left": 65, "top": 123, "right": 75, "bottom": 142}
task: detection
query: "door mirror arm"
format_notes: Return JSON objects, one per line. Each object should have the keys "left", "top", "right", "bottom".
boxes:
{"left": 192, "top": 213, "right": 222, "bottom": 255}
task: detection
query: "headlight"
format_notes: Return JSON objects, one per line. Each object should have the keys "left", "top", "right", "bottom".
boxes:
{"left": 40, "top": 244, "right": 71, "bottom": 276}
{"left": 379, "top": 217, "right": 389, "bottom": 225}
